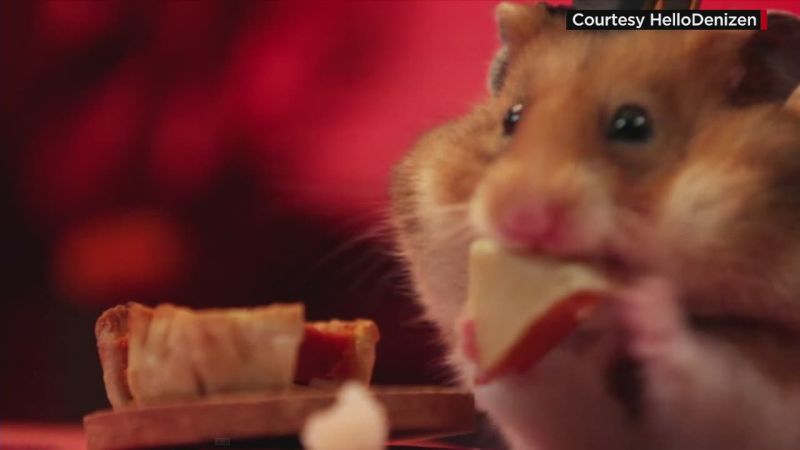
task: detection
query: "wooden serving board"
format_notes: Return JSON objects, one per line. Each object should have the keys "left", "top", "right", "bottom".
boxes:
{"left": 83, "top": 386, "right": 475, "bottom": 450}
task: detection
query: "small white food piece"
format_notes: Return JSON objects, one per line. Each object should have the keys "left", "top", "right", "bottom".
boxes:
{"left": 301, "top": 381, "right": 389, "bottom": 450}
{"left": 467, "top": 239, "right": 611, "bottom": 378}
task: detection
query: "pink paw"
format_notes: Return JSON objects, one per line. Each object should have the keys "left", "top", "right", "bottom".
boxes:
{"left": 613, "top": 277, "right": 689, "bottom": 362}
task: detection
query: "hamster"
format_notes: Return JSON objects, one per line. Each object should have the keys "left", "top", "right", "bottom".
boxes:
{"left": 390, "top": 3, "right": 800, "bottom": 450}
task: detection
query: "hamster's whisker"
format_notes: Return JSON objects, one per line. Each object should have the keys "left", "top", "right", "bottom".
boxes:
{"left": 430, "top": 202, "right": 471, "bottom": 217}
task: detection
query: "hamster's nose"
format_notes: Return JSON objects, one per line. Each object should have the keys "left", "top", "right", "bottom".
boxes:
{"left": 496, "top": 202, "right": 568, "bottom": 253}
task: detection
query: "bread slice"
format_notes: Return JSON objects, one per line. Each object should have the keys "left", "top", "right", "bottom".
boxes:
{"left": 467, "top": 239, "right": 610, "bottom": 380}
{"left": 96, "top": 302, "right": 304, "bottom": 407}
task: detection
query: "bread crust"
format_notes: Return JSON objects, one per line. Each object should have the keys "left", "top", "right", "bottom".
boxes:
{"left": 95, "top": 303, "right": 138, "bottom": 408}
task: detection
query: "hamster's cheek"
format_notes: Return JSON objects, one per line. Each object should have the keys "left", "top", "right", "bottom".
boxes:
{"left": 655, "top": 159, "right": 758, "bottom": 264}
{"left": 412, "top": 231, "right": 474, "bottom": 338}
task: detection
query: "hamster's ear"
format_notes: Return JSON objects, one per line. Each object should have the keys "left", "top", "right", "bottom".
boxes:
{"left": 784, "top": 85, "right": 800, "bottom": 116}
{"left": 488, "top": 2, "right": 566, "bottom": 95}
{"left": 731, "top": 12, "right": 800, "bottom": 105}
{"left": 496, "top": 2, "right": 553, "bottom": 48}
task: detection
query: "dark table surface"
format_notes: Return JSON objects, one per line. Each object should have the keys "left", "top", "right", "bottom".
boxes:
{"left": 0, "top": 422, "right": 491, "bottom": 450}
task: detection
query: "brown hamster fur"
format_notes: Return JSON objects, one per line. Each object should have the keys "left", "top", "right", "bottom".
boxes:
{"left": 390, "top": 3, "right": 800, "bottom": 450}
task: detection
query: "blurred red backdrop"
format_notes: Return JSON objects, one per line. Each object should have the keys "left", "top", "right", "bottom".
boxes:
{"left": 1, "top": 0, "right": 797, "bottom": 422}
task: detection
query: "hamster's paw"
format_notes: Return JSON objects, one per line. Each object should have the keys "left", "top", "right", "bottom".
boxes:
{"left": 610, "top": 278, "right": 799, "bottom": 450}
{"left": 614, "top": 277, "right": 693, "bottom": 363}
{"left": 611, "top": 277, "right": 708, "bottom": 413}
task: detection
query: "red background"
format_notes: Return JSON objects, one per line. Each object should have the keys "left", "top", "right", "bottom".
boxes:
{"left": 1, "top": 0, "right": 798, "bottom": 422}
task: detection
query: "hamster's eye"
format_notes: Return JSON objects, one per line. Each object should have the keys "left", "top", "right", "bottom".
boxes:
{"left": 503, "top": 103, "right": 524, "bottom": 136}
{"left": 607, "top": 105, "right": 651, "bottom": 143}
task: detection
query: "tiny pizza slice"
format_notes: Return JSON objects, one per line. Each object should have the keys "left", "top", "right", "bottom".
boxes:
{"left": 466, "top": 239, "right": 611, "bottom": 383}
{"left": 95, "top": 302, "right": 381, "bottom": 408}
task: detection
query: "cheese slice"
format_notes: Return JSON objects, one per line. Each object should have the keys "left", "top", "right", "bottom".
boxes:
{"left": 467, "top": 239, "right": 610, "bottom": 379}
